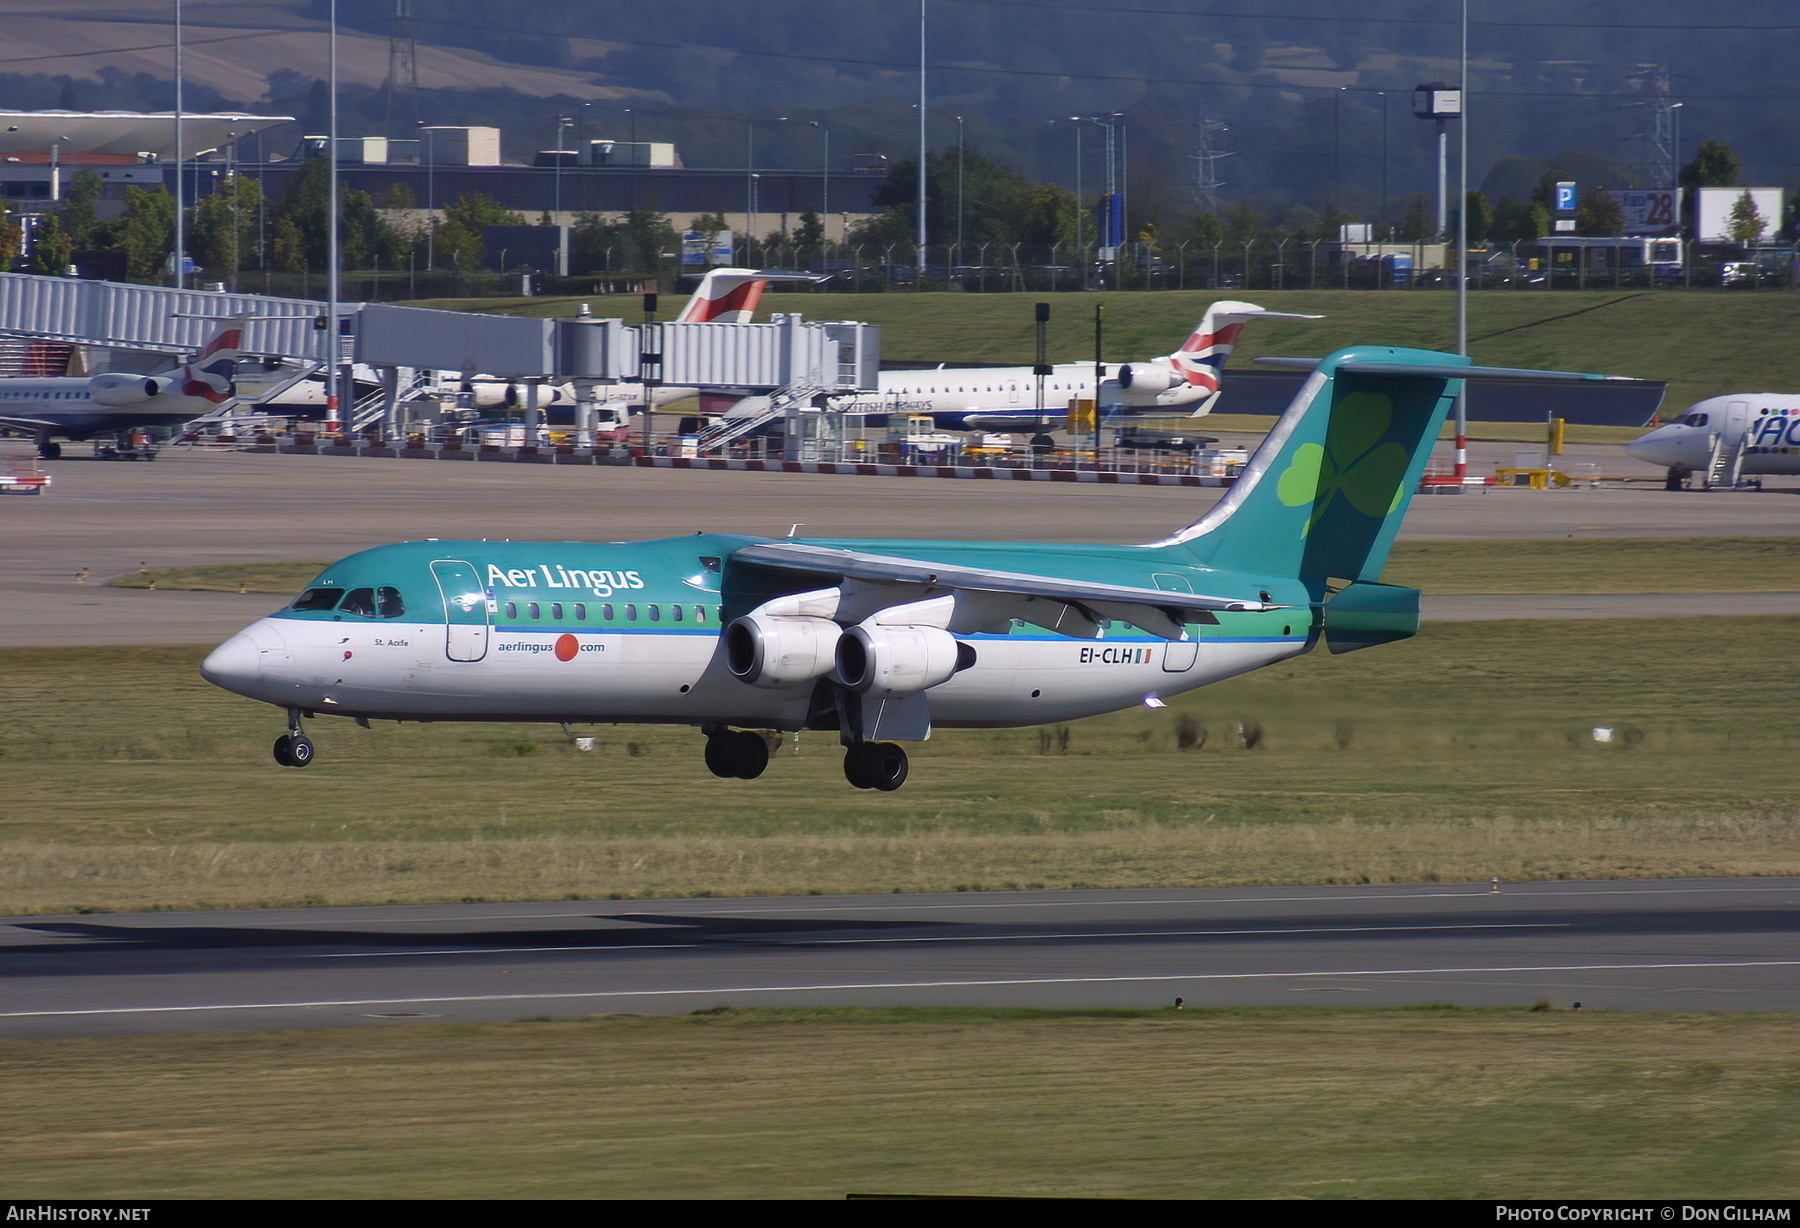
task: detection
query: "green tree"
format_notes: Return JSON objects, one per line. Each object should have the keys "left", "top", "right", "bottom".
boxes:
{"left": 1680, "top": 139, "right": 1742, "bottom": 190}
{"left": 1575, "top": 192, "right": 1626, "bottom": 236}
{"left": 189, "top": 175, "right": 264, "bottom": 276}
{"left": 1463, "top": 190, "right": 1494, "bottom": 243}
{"left": 272, "top": 156, "right": 414, "bottom": 271}
{"left": 1394, "top": 194, "right": 1435, "bottom": 241}
{"left": 57, "top": 169, "right": 103, "bottom": 250}
{"left": 31, "top": 211, "right": 72, "bottom": 276}
{"left": 0, "top": 199, "right": 22, "bottom": 268}
{"left": 1727, "top": 190, "right": 1768, "bottom": 245}
{"left": 434, "top": 191, "right": 525, "bottom": 270}
{"left": 93, "top": 185, "right": 174, "bottom": 281}
{"left": 1490, "top": 196, "right": 1548, "bottom": 243}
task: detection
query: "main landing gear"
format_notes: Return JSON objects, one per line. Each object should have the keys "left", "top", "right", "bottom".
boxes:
{"left": 843, "top": 741, "right": 908, "bottom": 792}
{"left": 703, "top": 727, "right": 770, "bottom": 780}
{"left": 272, "top": 708, "right": 315, "bottom": 767}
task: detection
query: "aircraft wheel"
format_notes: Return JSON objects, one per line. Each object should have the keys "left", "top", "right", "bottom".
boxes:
{"left": 38, "top": 441, "right": 60, "bottom": 460}
{"left": 843, "top": 743, "right": 877, "bottom": 789}
{"left": 868, "top": 742, "right": 909, "bottom": 792}
{"left": 272, "top": 733, "right": 315, "bottom": 767}
{"left": 730, "top": 730, "right": 769, "bottom": 780}
{"left": 703, "top": 733, "right": 736, "bottom": 778}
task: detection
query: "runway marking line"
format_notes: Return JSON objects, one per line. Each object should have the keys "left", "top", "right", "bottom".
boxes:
{"left": 5, "top": 960, "right": 1798, "bottom": 1019}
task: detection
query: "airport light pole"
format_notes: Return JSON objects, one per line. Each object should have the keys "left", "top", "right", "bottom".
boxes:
{"left": 916, "top": 0, "right": 928, "bottom": 281}
{"left": 173, "top": 0, "right": 185, "bottom": 288}
{"left": 553, "top": 114, "right": 572, "bottom": 223}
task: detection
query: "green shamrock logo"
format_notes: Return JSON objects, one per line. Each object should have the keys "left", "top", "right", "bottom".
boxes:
{"left": 1274, "top": 391, "right": 1411, "bottom": 536}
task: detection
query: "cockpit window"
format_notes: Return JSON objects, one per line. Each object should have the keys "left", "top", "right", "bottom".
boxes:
{"left": 339, "top": 588, "right": 378, "bottom": 617}
{"left": 376, "top": 587, "right": 405, "bottom": 618}
{"left": 291, "top": 587, "right": 343, "bottom": 611}
{"left": 1682, "top": 412, "right": 1710, "bottom": 427}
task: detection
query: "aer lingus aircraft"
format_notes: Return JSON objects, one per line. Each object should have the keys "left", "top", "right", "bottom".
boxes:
{"left": 202, "top": 346, "right": 1627, "bottom": 791}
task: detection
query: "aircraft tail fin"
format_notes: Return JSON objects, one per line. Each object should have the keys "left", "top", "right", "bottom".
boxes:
{"left": 173, "top": 317, "right": 244, "bottom": 404}
{"left": 1166, "top": 300, "right": 1323, "bottom": 404}
{"left": 675, "top": 268, "right": 830, "bottom": 324}
{"left": 1149, "top": 347, "right": 1631, "bottom": 598}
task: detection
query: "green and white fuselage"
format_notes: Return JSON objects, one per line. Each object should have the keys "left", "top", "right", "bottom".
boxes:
{"left": 203, "top": 345, "right": 1632, "bottom": 789}
{"left": 204, "top": 534, "right": 1310, "bottom": 730}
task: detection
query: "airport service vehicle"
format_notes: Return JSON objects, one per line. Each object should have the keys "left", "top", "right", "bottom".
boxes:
{"left": 203, "top": 345, "right": 1626, "bottom": 791}
{"left": 1, "top": 320, "right": 241, "bottom": 459}
{"left": 824, "top": 300, "right": 1322, "bottom": 433}
{"left": 1625, "top": 394, "right": 1800, "bottom": 487}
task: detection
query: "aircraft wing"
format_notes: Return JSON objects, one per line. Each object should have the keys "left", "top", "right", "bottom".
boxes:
{"left": 730, "top": 540, "right": 1281, "bottom": 634}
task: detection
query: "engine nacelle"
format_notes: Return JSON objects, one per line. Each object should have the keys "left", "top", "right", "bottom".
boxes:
{"left": 87, "top": 374, "right": 167, "bottom": 406}
{"left": 1113, "top": 361, "right": 1182, "bottom": 394}
{"left": 834, "top": 624, "right": 967, "bottom": 697}
{"left": 724, "top": 613, "right": 841, "bottom": 688}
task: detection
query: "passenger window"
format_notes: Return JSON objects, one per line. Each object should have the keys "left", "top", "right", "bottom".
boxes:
{"left": 338, "top": 588, "right": 377, "bottom": 617}
{"left": 291, "top": 587, "right": 343, "bottom": 612}
{"left": 649, "top": 605, "right": 661, "bottom": 622}
{"left": 602, "top": 603, "right": 614, "bottom": 620}
{"left": 528, "top": 602, "right": 540, "bottom": 619}
{"left": 504, "top": 601, "right": 517, "bottom": 619}
{"left": 694, "top": 605, "right": 706, "bottom": 622}
{"left": 671, "top": 604, "right": 683, "bottom": 622}
{"left": 574, "top": 603, "right": 587, "bottom": 620}
{"left": 551, "top": 603, "right": 563, "bottom": 620}
{"left": 376, "top": 587, "right": 405, "bottom": 618}
{"left": 626, "top": 604, "right": 637, "bottom": 621}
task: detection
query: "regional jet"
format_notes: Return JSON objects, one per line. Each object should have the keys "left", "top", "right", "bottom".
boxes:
{"left": 1625, "top": 394, "right": 1800, "bottom": 488}
{"left": 1, "top": 319, "right": 242, "bottom": 458}
{"left": 203, "top": 345, "right": 1631, "bottom": 791}
{"left": 828, "top": 300, "right": 1323, "bottom": 432}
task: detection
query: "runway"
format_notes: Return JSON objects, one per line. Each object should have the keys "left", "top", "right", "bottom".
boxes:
{"left": 4, "top": 878, "right": 1796, "bottom": 1037}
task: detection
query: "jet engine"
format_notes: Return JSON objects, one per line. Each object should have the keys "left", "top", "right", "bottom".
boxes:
{"left": 724, "top": 613, "right": 841, "bottom": 688}
{"left": 87, "top": 374, "right": 168, "bottom": 406}
{"left": 834, "top": 623, "right": 967, "bottom": 697}
{"left": 1113, "top": 361, "right": 1182, "bottom": 394}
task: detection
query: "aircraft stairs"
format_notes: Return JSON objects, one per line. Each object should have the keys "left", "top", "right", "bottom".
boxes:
{"left": 349, "top": 370, "right": 436, "bottom": 434}
{"left": 1703, "top": 429, "right": 1748, "bottom": 490}
{"left": 187, "top": 359, "right": 324, "bottom": 429}
{"left": 695, "top": 383, "right": 826, "bottom": 455}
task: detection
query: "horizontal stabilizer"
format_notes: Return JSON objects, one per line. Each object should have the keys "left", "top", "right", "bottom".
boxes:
{"left": 1256, "top": 356, "right": 1639, "bottom": 385}
{"left": 1322, "top": 581, "right": 1421, "bottom": 654}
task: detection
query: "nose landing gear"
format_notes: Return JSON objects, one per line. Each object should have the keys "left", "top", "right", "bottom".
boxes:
{"left": 272, "top": 708, "right": 315, "bottom": 767}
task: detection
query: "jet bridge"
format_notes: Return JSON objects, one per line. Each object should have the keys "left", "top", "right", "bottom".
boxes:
{"left": 355, "top": 302, "right": 880, "bottom": 447}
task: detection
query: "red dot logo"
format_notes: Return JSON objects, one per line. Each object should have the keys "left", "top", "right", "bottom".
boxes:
{"left": 554, "top": 633, "right": 579, "bottom": 662}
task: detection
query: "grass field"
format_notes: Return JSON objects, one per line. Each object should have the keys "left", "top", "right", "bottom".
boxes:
{"left": 408, "top": 288, "right": 1800, "bottom": 413}
{"left": 4, "top": 615, "right": 1797, "bottom": 913}
{"left": 7, "top": 1006, "right": 1797, "bottom": 1199}
{"left": 105, "top": 537, "right": 1800, "bottom": 596}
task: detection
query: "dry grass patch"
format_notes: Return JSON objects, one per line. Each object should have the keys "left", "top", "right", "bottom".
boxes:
{"left": 5, "top": 1007, "right": 1798, "bottom": 1199}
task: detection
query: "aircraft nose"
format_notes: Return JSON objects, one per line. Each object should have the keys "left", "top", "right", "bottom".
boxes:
{"left": 200, "top": 621, "right": 286, "bottom": 695}
{"left": 1624, "top": 427, "right": 1679, "bottom": 466}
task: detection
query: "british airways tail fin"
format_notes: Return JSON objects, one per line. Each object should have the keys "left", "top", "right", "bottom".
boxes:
{"left": 173, "top": 317, "right": 244, "bottom": 404}
{"left": 1168, "top": 301, "right": 1323, "bottom": 416}
{"left": 675, "top": 268, "right": 829, "bottom": 324}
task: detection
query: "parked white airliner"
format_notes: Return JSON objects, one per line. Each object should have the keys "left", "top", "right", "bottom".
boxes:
{"left": 825, "top": 300, "right": 1322, "bottom": 431}
{"left": 1625, "top": 394, "right": 1800, "bottom": 487}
